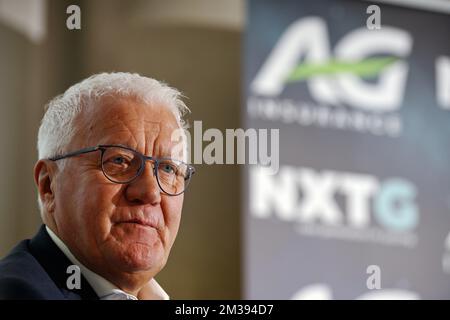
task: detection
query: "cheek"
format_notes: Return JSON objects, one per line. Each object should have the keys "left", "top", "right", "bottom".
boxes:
{"left": 80, "top": 184, "right": 123, "bottom": 237}
{"left": 56, "top": 171, "right": 122, "bottom": 242}
{"left": 161, "top": 196, "right": 184, "bottom": 243}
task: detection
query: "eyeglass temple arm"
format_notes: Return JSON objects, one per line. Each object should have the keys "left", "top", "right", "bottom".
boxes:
{"left": 48, "top": 146, "right": 100, "bottom": 161}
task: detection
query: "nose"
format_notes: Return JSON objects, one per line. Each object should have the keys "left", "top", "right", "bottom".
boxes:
{"left": 125, "top": 160, "right": 161, "bottom": 205}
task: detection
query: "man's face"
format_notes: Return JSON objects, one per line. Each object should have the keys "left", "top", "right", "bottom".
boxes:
{"left": 48, "top": 97, "right": 184, "bottom": 284}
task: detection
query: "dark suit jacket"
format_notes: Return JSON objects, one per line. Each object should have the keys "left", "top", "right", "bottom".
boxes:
{"left": 0, "top": 225, "right": 98, "bottom": 300}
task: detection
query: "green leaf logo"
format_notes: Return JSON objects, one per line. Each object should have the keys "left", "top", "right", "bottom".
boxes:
{"left": 286, "top": 57, "right": 399, "bottom": 82}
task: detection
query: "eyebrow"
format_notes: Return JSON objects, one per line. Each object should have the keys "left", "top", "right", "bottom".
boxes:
{"left": 99, "top": 143, "right": 177, "bottom": 160}
{"left": 103, "top": 143, "right": 133, "bottom": 149}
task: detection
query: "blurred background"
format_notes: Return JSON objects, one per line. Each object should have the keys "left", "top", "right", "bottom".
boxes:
{"left": 0, "top": 0, "right": 449, "bottom": 299}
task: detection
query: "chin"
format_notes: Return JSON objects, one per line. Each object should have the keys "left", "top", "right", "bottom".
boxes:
{"left": 113, "top": 242, "right": 166, "bottom": 273}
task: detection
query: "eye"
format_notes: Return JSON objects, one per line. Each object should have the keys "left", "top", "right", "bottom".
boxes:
{"left": 112, "top": 156, "right": 126, "bottom": 165}
{"left": 160, "top": 163, "right": 176, "bottom": 174}
{"left": 104, "top": 154, "right": 132, "bottom": 168}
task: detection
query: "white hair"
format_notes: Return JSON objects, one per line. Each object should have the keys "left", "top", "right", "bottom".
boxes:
{"left": 36, "top": 72, "right": 190, "bottom": 216}
{"left": 38, "top": 72, "right": 189, "bottom": 160}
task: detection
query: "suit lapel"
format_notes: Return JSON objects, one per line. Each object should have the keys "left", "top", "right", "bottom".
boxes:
{"left": 29, "top": 225, "right": 99, "bottom": 300}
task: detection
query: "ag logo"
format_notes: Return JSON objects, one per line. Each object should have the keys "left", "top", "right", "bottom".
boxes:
{"left": 251, "top": 17, "right": 413, "bottom": 112}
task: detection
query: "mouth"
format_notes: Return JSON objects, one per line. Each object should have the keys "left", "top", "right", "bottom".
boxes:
{"left": 112, "top": 215, "right": 164, "bottom": 246}
{"left": 117, "top": 218, "right": 158, "bottom": 230}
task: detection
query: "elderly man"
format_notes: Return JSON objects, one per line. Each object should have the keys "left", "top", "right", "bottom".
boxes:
{"left": 0, "top": 72, "right": 194, "bottom": 299}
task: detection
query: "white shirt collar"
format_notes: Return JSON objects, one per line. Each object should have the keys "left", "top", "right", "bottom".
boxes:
{"left": 45, "top": 225, "right": 169, "bottom": 300}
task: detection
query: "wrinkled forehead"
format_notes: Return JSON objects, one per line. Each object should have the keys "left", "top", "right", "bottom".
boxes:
{"left": 71, "top": 96, "right": 182, "bottom": 154}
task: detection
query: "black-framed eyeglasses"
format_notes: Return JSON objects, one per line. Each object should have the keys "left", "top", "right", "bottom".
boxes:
{"left": 48, "top": 144, "right": 195, "bottom": 196}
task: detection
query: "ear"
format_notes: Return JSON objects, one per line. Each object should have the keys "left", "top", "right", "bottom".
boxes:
{"left": 34, "top": 159, "right": 58, "bottom": 215}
